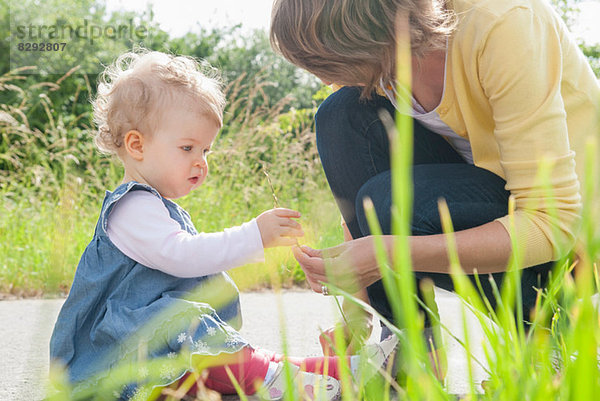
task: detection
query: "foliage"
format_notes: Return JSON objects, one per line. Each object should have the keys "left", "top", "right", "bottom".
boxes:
{"left": 581, "top": 43, "right": 600, "bottom": 77}
{"left": 166, "top": 27, "right": 320, "bottom": 111}
{"left": 0, "top": 0, "right": 319, "bottom": 130}
{"left": 551, "top": 0, "right": 582, "bottom": 28}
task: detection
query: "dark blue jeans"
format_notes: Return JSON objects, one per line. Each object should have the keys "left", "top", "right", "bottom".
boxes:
{"left": 315, "top": 86, "right": 552, "bottom": 333}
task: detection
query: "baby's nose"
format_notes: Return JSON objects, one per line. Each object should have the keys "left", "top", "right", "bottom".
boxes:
{"left": 195, "top": 157, "right": 207, "bottom": 167}
{"left": 195, "top": 158, "right": 208, "bottom": 174}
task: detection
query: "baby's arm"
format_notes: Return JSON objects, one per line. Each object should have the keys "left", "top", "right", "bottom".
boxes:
{"left": 106, "top": 191, "right": 300, "bottom": 278}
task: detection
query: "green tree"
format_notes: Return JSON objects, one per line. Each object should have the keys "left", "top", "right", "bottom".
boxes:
{"left": 165, "top": 26, "right": 320, "bottom": 110}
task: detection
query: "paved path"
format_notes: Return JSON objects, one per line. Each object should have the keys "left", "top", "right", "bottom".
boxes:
{"left": 0, "top": 289, "right": 488, "bottom": 400}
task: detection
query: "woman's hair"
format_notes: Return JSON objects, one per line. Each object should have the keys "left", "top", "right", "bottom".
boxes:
{"left": 270, "top": 0, "right": 456, "bottom": 98}
{"left": 92, "top": 49, "right": 225, "bottom": 155}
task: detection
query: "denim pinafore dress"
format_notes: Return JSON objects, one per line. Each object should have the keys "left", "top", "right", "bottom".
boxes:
{"left": 49, "top": 182, "right": 248, "bottom": 398}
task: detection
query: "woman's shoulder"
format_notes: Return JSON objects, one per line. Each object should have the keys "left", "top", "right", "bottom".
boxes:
{"left": 452, "top": 0, "right": 559, "bottom": 34}
{"left": 451, "top": 0, "right": 564, "bottom": 55}
{"left": 453, "top": 0, "right": 548, "bottom": 16}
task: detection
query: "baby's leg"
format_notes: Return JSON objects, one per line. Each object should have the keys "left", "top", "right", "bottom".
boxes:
{"left": 258, "top": 334, "right": 398, "bottom": 382}
{"left": 201, "top": 347, "right": 349, "bottom": 392}
{"left": 158, "top": 347, "right": 269, "bottom": 398}
{"left": 259, "top": 351, "right": 358, "bottom": 380}
{"left": 257, "top": 348, "right": 350, "bottom": 380}
{"left": 201, "top": 346, "right": 270, "bottom": 394}
{"left": 172, "top": 346, "right": 345, "bottom": 396}
{"left": 162, "top": 336, "right": 396, "bottom": 398}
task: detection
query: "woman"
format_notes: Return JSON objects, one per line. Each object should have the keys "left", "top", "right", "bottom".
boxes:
{"left": 270, "top": 0, "right": 600, "bottom": 356}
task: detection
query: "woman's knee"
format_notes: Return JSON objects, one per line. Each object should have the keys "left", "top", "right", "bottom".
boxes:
{"left": 353, "top": 167, "right": 468, "bottom": 237}
{"left": 410, "top": 164, "right": 510, "bottom": 235}
{"left": 355, "top": 171, "right": 392, "bottom": 236}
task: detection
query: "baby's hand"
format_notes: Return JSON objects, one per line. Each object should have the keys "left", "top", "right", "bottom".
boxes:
{"left": 256, "top": 208, "right": 304, "bottom": 248}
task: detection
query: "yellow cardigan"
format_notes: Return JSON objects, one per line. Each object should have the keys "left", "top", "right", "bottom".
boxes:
{"left": 440, "top": 0, "right": 599, "bottom": 267}
{"left": 331, "top": 0, "right": 600, "bottom": 267}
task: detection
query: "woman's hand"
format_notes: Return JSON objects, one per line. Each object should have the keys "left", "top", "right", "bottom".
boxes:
{"left": 256, "top": 208, "right": 304, "bottom": 248}
{"left": 292, "top": 236, "right": 385, "bottom": 293}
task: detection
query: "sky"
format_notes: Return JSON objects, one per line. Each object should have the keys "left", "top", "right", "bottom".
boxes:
{"left": 105, "top": 0, "right": 274, "bottom": 36}
{"left": 575, "top": 1, "right": 600, "bottom": 45}
{"left": 105, "top": 0, "right": 600, "bottom": 44}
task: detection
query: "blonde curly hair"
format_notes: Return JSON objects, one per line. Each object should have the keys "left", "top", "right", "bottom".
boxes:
{"left": 270, "top": 0, "right": 456, "bottom": 99}
{"left": 92, "top": 49, "right": 225, "bottom": 155}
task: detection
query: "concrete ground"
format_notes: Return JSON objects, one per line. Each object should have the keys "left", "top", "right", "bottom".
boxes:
{"left": 0, "top": 289, "right": 488, "bottom": 400}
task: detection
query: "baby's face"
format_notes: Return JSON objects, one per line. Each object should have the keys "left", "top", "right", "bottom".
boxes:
{"left": 138, "top": 105, "right": 219, "bottom": 199}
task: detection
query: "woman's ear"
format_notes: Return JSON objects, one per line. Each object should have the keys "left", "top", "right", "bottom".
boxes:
{"left": 123, "top": 130, "right": 144, "bottom": 161}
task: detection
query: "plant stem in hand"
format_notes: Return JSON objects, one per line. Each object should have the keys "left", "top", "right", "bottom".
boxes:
{"left": 262, "top": 164, "right": 300, "bottom": 247}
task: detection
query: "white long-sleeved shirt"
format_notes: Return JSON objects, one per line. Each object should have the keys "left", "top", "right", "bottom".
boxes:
{"left": 106, "top": 190, "right": 265, "bottom": 278}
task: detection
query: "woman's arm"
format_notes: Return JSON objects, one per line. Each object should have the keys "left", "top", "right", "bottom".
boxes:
{"left": 475, "top": 7, "right": 582, "bottom": 267}
{"left": 410, "top": 220, "right": 511, "bottom": 274}
{"left": 295, "top": 220, "right": 512, "bottom": 293}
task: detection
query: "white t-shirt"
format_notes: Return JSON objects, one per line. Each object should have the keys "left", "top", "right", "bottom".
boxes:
{"left": 106, "top": 190, "right": 265, "bottom": 278}
{"left": 380, "top": 46, "right": 474, "bottom": 164}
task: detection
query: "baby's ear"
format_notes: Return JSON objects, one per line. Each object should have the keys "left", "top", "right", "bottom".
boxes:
{"left": 123, "top": 130, "right": 144, "bottom": 161}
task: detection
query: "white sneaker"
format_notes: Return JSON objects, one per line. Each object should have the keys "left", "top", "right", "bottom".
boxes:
{"left": 262, "top": 362, "right": 341, "bottom": 401}
{"left": 355, "top": 334, "right": 399, "bottom": 384}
